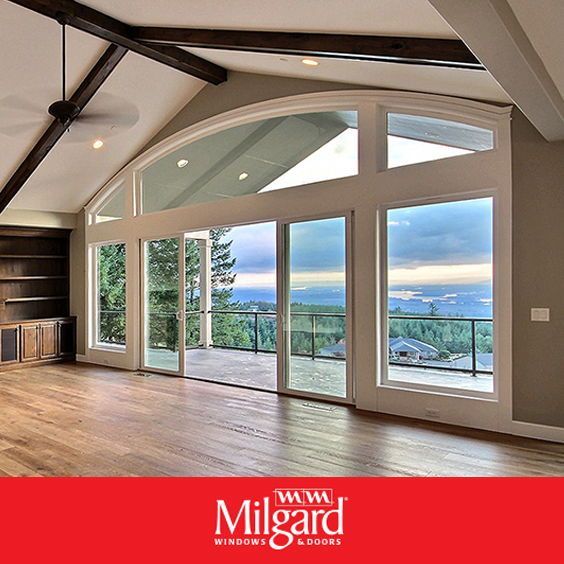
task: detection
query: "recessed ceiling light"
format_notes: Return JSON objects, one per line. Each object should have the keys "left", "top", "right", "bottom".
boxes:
{"left": 177, "top": 159, "right": 189, "bottom": 168}
{"left": 301, "top": 58, "right": 319, "bottom": 67}
{"left": 238, "top": 171, "right": 249, "bottom": 181}
{"left": 92, "top": 139, "right": 104, "bottom": 149}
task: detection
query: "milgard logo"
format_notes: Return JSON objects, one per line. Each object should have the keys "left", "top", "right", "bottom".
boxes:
{"left": 215, "top": 488, "right": 346, "bottom": 550}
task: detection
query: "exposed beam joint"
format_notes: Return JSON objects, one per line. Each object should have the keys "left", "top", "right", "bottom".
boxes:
{"left": 133, "top": 27, "right": 484, "bottom": 70}
{"left": 0, "top": 44, "right": 128, "bottom": 213}
{"left": 429, "top": 0, "right": 564, "bottom": 141}
{"left": 8, "top": 0, "right": 227, "bottom": 84}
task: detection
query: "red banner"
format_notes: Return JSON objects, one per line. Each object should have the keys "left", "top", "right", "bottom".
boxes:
{"left": 1, "top": 478, "right": 561, "bottom": 563}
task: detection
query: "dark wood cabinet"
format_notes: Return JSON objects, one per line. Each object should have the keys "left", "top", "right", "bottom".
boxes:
{"left": 20, "top": 323, "right": 40, "bottom": 362}
{"left": 40, "top": 321, "right": 58, "bottom": 359}
{"left": 57, "top": 319, "right": 75, "bottom": 358}
{"left": 0, "top": 318, "right": 75, "bottom": 368}
{"left": 0, "top": 226, "right": 75, "bottom": 370}
{"left": 0, "top": 325, "right": 19, "bottom": 364}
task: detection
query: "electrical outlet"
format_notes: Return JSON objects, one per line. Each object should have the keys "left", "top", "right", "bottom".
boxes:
{"left": 425, "top": 408, "right": 441, "bottom": 418}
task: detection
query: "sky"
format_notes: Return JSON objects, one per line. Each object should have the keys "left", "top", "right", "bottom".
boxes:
{"left": 219, "top": 197, "right": 492, "bottom": 297}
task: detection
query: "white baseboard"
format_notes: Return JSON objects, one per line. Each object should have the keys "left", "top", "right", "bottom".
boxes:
{"left": 508, "top": 420, "right": 564, "bottom": 443}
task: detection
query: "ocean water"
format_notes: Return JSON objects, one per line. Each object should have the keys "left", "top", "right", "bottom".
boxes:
{"left": 231, "top": 282, "right": 493, "bottom": 318}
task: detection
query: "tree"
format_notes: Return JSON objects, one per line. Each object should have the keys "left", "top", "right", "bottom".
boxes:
{"left": 185, "top": 228, "right": 251, "bottom": 349}
{"left": 427, "top": 302, "right": 440, "bottom": 316}
{"left": 97, "top": 243, "right": 126, "bottom": 345}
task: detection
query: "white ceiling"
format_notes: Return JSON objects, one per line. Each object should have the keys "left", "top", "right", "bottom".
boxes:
{"left": 0, "top": 2, "right": 204, "bottom": 213}
{"left": 187, "top": 48, "right": 510, "bottom": 103}
{"left": 3, "top": 0, "right": 559, "bottom": 214}
{"left": 508, "top": 0, "right": 564, "bottom": 98}
{"left": 83, "top": 0, "right": 457, "bottom": 37}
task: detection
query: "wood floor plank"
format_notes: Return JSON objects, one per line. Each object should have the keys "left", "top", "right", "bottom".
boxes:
{"left": 0, "top": 362, "right": 561, "bottom": 476}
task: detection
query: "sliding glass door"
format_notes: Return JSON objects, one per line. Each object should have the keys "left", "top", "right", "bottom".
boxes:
{"left": 139, "top": 220, "right": 352, "bottom": 402}
{"left": 141, "top": 236, "right": 185, "bottom": 375}
{"left": 279, "top": 216, "right": 352, "bottom": 401}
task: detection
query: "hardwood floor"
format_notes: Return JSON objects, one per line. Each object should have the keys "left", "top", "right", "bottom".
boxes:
{"left": 0, "top": 362, "right": 562, "bottom": 476}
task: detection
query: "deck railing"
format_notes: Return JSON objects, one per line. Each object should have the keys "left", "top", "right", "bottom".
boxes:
{"left": 389, "top": 314, "right": 493, "bottom": 376}
{"left": 206, "top": 310, "right": 346, "bottom": 361}
{"left": 99, "top": 309, "right": 493, "bottom": 376}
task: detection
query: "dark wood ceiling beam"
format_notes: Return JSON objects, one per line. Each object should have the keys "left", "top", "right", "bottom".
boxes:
{"left": 0, "top": 44, "right": 127, "bottom": 214}
{"left": 8, "top": 0, "right": 227, "bottom": 83}
{"left": 133, "top": 28, "right": 484, "bottom": 70}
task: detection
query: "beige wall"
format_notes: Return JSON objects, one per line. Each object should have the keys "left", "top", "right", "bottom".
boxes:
{"left": 0, "top": 209, "right": 76, "bottom": 229}
{"left": 70, "top": 210, "right": 86, "bottom": 355}
{"left": 141, "top": 71, "right": 369, "bottom": 152}
{"left": 511, "top": 109, "right": 564, "bottom": 427}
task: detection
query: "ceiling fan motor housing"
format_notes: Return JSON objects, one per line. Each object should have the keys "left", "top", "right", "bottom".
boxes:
{"left": 48, "top": 99, "right": 81, "bottom": 125}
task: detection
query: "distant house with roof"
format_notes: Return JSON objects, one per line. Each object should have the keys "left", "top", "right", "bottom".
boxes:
{"left": 319, "top": 339, "right": 346, "bottom": 358}
{"left": 389, "top": 336, "right": 439, "bottom": 362}
{"left": 432, "top": 353, "right": 493, "bottom": 371}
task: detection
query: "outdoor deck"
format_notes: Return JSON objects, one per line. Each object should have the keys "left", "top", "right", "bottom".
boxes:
{"left": 179, "top": 348, "right": 493, "bottom": 394}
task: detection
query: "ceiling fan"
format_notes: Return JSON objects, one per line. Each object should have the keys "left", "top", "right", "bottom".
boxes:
{"left": 0, "top": 17, "right": 139, "bottom": 141}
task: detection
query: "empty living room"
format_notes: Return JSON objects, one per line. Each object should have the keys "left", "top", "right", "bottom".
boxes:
{"left": 0, "top": 0, "right": 562, "bottom": 559}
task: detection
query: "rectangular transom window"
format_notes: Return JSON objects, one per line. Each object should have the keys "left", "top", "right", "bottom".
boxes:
{"left": 96, "top": 243, "right": 126, "bottom": 348}
{"left": 387, "top": 113, "right": 494, "bottom": 169}
{"left": 141, "top": 110, "right": 358, "bottom": 214}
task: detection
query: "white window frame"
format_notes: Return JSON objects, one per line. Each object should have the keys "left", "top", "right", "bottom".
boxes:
{"left": 83, "top": 90, "right": 517, "bottom": 437}
{"left": 378, "top": 193, "right": 497, "bottom": 400}
{"left": 90, "top": 240, "right": 127, "bottom": 353}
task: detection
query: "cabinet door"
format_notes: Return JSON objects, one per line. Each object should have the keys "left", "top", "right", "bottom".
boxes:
{"left": 0, "top": 326, "right": 19, "bottom": 364}
{"left": 40, "top": 322, "right": 58, "bottom": 359}
{"left": 58, "top": 319, "right": 75, "bottom": 358}
{"left": 20, "top": 324, "right": 40, "bottom": 362}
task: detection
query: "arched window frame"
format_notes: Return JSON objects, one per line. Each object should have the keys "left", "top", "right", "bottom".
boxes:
{"left": 84, "top": 90, "right": 517, "bottom": 437}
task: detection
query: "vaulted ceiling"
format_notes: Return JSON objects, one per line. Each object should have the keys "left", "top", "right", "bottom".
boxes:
{"left": 0, "top": 0, "right": 561, "bottom": 214}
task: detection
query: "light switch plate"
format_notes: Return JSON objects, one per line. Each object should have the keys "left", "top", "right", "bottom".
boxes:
{"left": 531, "top": 308, "right": 550, "bottom": 322}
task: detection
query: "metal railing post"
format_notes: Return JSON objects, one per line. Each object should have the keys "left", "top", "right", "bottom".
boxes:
{"left": 254, "top": 312, "right": 259, "bottom": 354}
{"left": 471, "top": 319, "right": 477, "bottom": 376}
{"left": 311, "top": 314, "right": 316, "bottom": 360}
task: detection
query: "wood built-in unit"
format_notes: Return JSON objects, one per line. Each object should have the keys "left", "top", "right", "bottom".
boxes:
{"left": 0, "top": 226, "right": 75, "bottom": 370}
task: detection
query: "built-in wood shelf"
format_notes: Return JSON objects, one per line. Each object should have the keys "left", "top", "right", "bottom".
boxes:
{"left": 0, "top": 276, "right": 68, "bottom": 281}
{"left": 0, "top": 226, "right": 70, "bottom": 323}
{"left": 5, "top": 296, "right": 69, "bottom": 303}
{"left": 0, "top": 255, "right": 67, "bottom": 259}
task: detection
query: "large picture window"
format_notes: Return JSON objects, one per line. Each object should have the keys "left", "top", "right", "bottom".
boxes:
{"left": 385, "top": 197, "right": 494, "bottom": 394}
{"left": 96, "top": 243, "right": 126, "bottom": 347}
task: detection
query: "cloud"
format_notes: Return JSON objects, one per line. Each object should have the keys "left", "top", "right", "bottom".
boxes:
{"left": 389, "top": 290, "right": 422, "bottom": 300}
{"left": 388, "top": 198, "right": 493, "bottom": 270}
{"left": 389, "top": 263, "right": 492, "bottom": 285}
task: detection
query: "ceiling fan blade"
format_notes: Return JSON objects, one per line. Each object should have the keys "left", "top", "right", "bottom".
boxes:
{"left": 0, "top": 95, "right": 44, "bottom": 115}
{"left": 77, "top": 110, "right": 140, "bottom": 129}
{"left": 61, "top": 92, "right": 140, "bottom": 144}
{"left": 0, "top": 122, "right": 44, "bottom": 137}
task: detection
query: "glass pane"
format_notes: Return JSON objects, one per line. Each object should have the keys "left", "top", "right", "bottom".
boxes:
{"left": 185, "top": 222, "right": 277, "bottom": 391}
{"left": 95, "top": 184, "right": 125, "bottom": 223}
{"left": 144, "top": 238, "right": 180, "bottom": 372}
{"left": 286, "top": 217, "right": 347, "bottom": 398}
{"left": 387, "top": 113, "right": 494, "bottom": 169}
{"left": 141, "top": 111, "right": 358, "bottom": 213}
{"left": 387, "top": 198, "right": 494, "bottom": 393}
{"left": 185, "top": 238, "right": 201, "bottom": 349}
{"left": 96, "top": 243, "right": 126, "bottom": 346}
